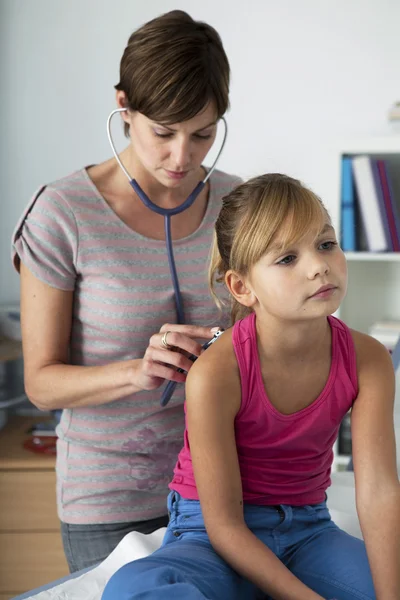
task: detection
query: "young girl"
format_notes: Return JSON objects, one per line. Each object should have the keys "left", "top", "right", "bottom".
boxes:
{"left": 102, "top": 174, "right": 399, "bottom": 600}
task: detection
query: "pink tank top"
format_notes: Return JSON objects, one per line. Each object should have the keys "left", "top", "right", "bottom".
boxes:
{"left": 170, "top": 313, "right": 358, "bottom": 505}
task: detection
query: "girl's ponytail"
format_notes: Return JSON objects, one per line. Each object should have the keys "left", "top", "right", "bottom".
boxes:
{"left": 208, "top": 231, "right": 252, "bottom": 325}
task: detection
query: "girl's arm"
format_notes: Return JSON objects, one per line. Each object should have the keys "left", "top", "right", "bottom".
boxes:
{"left": 351, "top": 331, "right": 400, "bottom": 600}
{"left": 186, "top": 331, "right": 325, "bottom": 600}
{"left": 20, "top": 263, "right": 217, "bottom": 410}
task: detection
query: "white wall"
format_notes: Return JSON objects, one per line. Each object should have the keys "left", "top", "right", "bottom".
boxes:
{"left": 1, "top": 0, "right": 399, "bottom": 304}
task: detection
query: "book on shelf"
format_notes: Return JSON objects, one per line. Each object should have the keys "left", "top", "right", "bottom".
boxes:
{"left": 392, "top": 336, "right": 400, "bottom": 371}
{"left": 351, "top": 156, "right": 389, "bottom": 252}
{"left": 371, "top": 160, "right": 393, "bottom": 251}
{"left": 376, "top": 160, "right": 400, "bottom": 251}
{"left": 340, "top": 157, "right": 356, "bottom": 251}
{"left": 340, "top": 155, "right": 400, "bottom": 252}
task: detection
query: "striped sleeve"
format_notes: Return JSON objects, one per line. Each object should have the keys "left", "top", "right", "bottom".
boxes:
{"left": 12, "top": 186, "right": 78, "bottom": 290}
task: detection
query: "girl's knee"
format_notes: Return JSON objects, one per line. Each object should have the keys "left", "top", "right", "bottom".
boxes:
{"left": 102, "top": 560, "right": 145, "bottom": 599}
{"left": 102, "top": 557, "right": 187, "bottom": 600}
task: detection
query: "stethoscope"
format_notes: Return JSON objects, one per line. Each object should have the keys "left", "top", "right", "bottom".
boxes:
{"left": 106, "top": 108, "right": 228, "bottom": 325}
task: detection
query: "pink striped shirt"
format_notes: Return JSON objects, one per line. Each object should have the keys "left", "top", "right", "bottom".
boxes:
{"left": 170, "top": 313, "right": 358, "bottom": 505}
{"left": 12, "top": 167, "right": 241, "bottom": 524}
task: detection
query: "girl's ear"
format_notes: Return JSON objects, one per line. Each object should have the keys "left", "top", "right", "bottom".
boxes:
{"left": 225, "top": 270, "right": 257, "bottom": 308}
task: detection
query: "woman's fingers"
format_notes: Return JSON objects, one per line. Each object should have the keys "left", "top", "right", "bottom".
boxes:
{"left": 155, "top": 324, "right": 221, "bottom": 358}
{"left": 141, "top": 357, "right": 187, "bottom": 384}
{"left": 145, "top": 344, "right": 196, "bottom": 374}
{"left": 138, "top": 323, "right": 223, "bottom": 390}
{"left": 159, "top": 323, "right": 220, "bottom": 339}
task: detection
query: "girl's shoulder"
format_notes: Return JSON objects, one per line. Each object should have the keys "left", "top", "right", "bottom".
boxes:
{"left": 331, "top": 315, "right": 393, "bottom": 382}
{"left": 191, "top": 326, "right": 237, "bottom": 375}
{"left": 186, "top": 326, "right": 241, "bottom": 412}
{"left": 349, "top": 327, "right": 394, "bottom": 377}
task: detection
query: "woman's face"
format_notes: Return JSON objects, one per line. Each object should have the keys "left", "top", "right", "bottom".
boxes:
{"left": 121, "top": 98, "right": 219, "bottom": 188}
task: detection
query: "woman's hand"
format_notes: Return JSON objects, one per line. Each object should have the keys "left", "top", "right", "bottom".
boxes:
{"left": 20, "top": 263, "right": 222, "bottom": 406}
{"left": 135, "top": 323, "right": 221, "bottom": 391}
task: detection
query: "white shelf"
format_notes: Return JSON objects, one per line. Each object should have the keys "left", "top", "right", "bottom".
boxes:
{"left": 332, "top": 452, "right": 351, "bottom": 473}
{"left": 345, "top": 252, "right": 400, "bottom": 262}
{"left": 0, "top": 394, "right": 27, "bottom": 410}
{"left": 334, "top": 455, "right": 351, "bottom": 466}
{"left": 334, "top": 139, "right": 400, "bottom": 464}
{"left": 334, "top": 142, "right": 400, "bottom": 334}
{"left": 338, "top": 260, "right": 400, "bottom": 333}
{"left": 340, "top": 135, "right": 400, "bottom": 154}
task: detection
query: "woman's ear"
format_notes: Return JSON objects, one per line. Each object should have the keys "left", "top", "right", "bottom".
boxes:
{"left": 225, "top": 270, "right": 256, "bottom": 308}
{"left": 115, "top": 91, "right": 130, "bottom": 124}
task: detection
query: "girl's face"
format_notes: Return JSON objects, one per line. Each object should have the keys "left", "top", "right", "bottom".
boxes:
{"left": 244, "top": 222, "right": 348, "bottom": 322}
{"left": 120, "top": 98, "right": 218, "bottom": 189}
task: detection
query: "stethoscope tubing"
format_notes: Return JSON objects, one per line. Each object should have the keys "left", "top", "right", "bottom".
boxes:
{"left": 106, "top": 108, "right": 227, "bottom": 404}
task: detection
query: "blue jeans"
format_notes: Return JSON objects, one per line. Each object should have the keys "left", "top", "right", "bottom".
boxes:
{"left": 102, "top": 491, "right": 375, "bottom": 600}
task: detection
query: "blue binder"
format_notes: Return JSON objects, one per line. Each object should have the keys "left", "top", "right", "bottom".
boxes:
{"left": 340, "top": 157, "right": 356, "bottom": 251}
{"left": 392, "top": 335, "right": 400, "bottom": 372}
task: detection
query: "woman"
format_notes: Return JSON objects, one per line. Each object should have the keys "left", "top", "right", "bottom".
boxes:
{"left": 12, "top": 10, "right": 241, "bottom": 572}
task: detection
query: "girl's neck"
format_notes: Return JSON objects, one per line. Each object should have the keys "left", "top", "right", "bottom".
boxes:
{"left": 255, "top": 314, "right": 331, "bottom": 364}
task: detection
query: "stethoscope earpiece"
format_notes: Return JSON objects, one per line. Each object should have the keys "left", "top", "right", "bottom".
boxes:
{"left": 106, "top": 108, "right": 228, "bottom": 203}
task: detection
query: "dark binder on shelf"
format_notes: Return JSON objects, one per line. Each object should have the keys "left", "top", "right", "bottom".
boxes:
{"left": 371, "top": 159, "right": 394, "bottom": 251}
{"left": 376, "top": 159, "right": 400, "bottom": 252}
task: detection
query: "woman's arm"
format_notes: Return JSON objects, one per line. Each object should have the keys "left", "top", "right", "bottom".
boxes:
{"left": 20, "top": 263, "right": 217, "bottom": 410}
{"left": 186, "top": 331, "right": 325, "bottom": 600}
{"left": 351, "top": 331, "right": 400, "bottom": 600}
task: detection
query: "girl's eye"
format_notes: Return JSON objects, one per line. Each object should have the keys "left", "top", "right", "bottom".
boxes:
{"left": 319, "top": 241, "right": 337, "bottom": 251}
{"left": 278, "top": 255, "right": 296, "bottom": 265}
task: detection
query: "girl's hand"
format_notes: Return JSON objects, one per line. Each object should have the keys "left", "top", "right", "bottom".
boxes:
{"left": 135, "top": 323, "right": 220, "bottom": 391}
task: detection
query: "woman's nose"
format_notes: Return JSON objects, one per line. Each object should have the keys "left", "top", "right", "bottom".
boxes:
{"left": 170, "top": 138, "right": 191, "bottom": 168}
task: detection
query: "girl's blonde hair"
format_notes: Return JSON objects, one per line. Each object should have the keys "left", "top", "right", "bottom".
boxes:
{"left": 209, "top": 173, "right": 331, "bottom": 323}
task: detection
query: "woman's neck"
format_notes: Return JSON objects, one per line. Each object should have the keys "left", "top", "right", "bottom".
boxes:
{"left": 119, "top": 146, "right": 206, "bottom": 208}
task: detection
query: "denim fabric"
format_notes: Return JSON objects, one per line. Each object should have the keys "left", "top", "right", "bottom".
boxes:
{"left": 102, "top": 491, "right": 375, "bottom": 600}
{"left": 61, "top": 514, "right": 169, "bottom": 573}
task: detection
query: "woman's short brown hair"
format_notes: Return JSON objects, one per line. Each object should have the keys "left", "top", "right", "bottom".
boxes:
{"left": 115, "top": 10, "right": 230, "bottom": 136}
